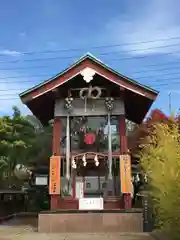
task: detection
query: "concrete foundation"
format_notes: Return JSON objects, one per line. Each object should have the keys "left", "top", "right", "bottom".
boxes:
{"left": 38, "top": 209, "right": 143, "bottom": 233}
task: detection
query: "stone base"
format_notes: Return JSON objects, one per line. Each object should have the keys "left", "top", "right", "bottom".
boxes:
{"left": 38, "top": 209, "right": 143, "bottom": 233}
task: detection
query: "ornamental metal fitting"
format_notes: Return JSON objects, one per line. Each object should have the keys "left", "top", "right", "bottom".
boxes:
{"left": 79, "top": 85, "right": 102, "bottom": 100}
{"left": 64, "top": 96, "right": 73, "bottom": 112}
{"left": 105, "top": 97, "right": 114, "bottom": 111}
{"left": 80, "top": 67, "right": 96, "bottom": 83}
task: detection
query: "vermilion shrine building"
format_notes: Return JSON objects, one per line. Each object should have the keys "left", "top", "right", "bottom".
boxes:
{"left": 20, "top": 54, "right": 158, "bottom": 232}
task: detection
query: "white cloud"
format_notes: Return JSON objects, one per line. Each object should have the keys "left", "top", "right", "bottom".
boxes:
{"left": 107, "top": 0, "right": 180, "bottom": 56}
{"left": 19, "top": 32, "right": 26, "bottom": 38}
{"left": 0, "top": 49, "right": 23, "bottom": 57}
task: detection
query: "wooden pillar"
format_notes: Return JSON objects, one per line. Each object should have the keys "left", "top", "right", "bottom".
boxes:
{"left": 50, "top": 117, "right": 61, "bottom": 210}
{"left": 119, "top": 87, "right": 132, "bottom": 208}
{"left": 120, "top": 115, "right": 132, "bottom": 209}
{"left": 72, "top": 168, "right": 76, "bottom": 198}
{"left": 119, "top": 114, "right": 127, "bottom": 154}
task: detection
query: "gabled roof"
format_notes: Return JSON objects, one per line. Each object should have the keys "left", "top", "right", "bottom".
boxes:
{"left": 20, "top": 53, "right": 158, "bottom": 100}
{"left": 20, "top": 53, "right": 158, "bottom": 124}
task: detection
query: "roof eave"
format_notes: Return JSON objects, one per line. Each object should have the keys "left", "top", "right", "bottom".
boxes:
{"left": 19, "top": 54, "right": 90, "bottom": 98}
{"left": 19, "top": 53, "right": 158, "bottom": 101}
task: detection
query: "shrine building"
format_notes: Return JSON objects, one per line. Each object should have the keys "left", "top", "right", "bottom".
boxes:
{"left": 20, "top": 53, "right": 158, "bottom": 232}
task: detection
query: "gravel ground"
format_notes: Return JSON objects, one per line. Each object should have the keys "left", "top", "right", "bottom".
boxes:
{"left": 0, "top": 229, "right": 154, "bottom": 240}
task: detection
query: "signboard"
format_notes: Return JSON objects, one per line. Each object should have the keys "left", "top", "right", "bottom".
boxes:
{"left": 79, "top": 198, "right": 103, "bottom": 210}
{"left": 104, "top": 125, "right": 117, "bottom": 135}
{"left": 35, "top": 176, "right": 48, "bottom": 186}
{"left": 120, "top": 154, "right": 132, "bottom": 194}
{"left": 75, "top": 181, "right": 84, "bottom": 199}
{"left": 49, "top": 156, "right": 61, "bottom": 195}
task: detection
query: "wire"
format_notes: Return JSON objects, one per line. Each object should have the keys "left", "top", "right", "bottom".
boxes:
{"left": 132, "top": 63, "right": 180, "bottom": 74}
{"left": 0, "top": 73, "right": 52, "bottom": 80}
{"left": 2, "top": 50, "right": 180, "bottom": 82}
{"left": 0, "top": 76, "right": 180, "bottom": 98}
{"left": 134, "top": 71, "right": 180, "bottom": 80}
{"left": 1, "top": 40, "right": 180, "bottom": 97}
{"left": 1, "top": 35, "right": 180, "bottom": 57}
{"left": 0, "top": 63, "right": 179, "bottom": 82}
{"left": 1, "top": 65, "right": 180, "bottom": 84}
{"left": 0, "top": 59, "right": 180, "bottom": 72}
{"left": 1, "top": 43, "right": 180, "bottom": 65}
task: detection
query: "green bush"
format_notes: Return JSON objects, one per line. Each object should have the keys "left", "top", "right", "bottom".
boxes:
{"left": 140, "top": 123, "right": 180, "bottom": 239}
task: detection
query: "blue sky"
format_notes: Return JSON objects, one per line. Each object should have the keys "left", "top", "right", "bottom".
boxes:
{"left": 0, "top": 0, "right": 180, "bottom": 118}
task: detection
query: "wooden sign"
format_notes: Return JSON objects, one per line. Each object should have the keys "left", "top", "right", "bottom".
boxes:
{"left": 75, "top": 181, "right": 84, "bottom": 199}
{"left": 120, "top": 154, "right": 132, "bottom": 194}
{"left": 79, "top": 198, "right": 104, "bottom": 210}
{"left": 49, "top": 156, "right": 61, "bottom": 195}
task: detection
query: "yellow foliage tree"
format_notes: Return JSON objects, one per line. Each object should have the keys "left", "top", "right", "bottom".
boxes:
{"left": 140, "top": 122, "right": 180, "bottom": 238}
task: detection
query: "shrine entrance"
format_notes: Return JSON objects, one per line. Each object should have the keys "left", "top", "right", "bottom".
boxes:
{"left": 70, "top": 116, "right": 120, "bottom": 154}
{"left": 72, "top": 152, "right": 108, "bottom": 198}
{"left": 69, "top": 115, "right": 120, "bottom": 199}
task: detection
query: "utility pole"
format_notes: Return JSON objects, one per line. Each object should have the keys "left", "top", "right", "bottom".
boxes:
{"left": 168, "top": 92, "right": 172, "bottom": 114}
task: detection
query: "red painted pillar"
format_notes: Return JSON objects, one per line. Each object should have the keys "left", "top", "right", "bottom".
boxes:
{"left": 50, "top": 117, "right": 61, "bottom": 210}
{"left": 72, "top": 170, "right": 76, "bottom": 199}
{"left": 120, "top": 114, "right": 132, "bottom": 209}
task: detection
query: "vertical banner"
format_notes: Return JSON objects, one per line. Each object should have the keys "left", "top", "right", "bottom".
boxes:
{"left": 49, "top": 156, "right": 61, "bottom": 195}
{"left": 120, "top": 154, "right": 132, "bottom": 193}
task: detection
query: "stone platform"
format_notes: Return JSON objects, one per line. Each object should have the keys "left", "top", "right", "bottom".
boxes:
{"left": 0, "top": 213, "right": 155, "bottom": 240}
{"left": 38, "top": 209, "right": 143, "bottom": 233}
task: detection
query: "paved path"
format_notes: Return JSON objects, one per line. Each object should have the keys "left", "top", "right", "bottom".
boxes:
{"left": 0, "top": 233, "right": 154, "bottom": 240}
{"left": 0, "top": 228, "right": 155, "bottom": 240}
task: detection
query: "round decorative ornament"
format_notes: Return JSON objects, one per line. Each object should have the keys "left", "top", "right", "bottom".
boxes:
{"left": 90, "top": 86, "right": 102, "bottom": 99}
{"left": 79, "top": 86, "right": 102, "bottom": 100}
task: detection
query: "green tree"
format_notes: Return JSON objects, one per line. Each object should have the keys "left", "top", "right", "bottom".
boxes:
{"left": 25, "top": 122, "right": 52, "bottom": 167}
{"left": 0, "top": 106, "right": 52, "bottom": 187}
{"left": 0, "top": 107, "right": 34, "bottom": 186}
